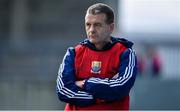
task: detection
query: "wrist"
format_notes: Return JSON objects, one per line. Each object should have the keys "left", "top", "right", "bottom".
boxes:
{"left": 81, "top": 80, "right": 85, "bottom": 88}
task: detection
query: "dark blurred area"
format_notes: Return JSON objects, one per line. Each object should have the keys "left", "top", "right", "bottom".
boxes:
{"left": 0, "top": 0, "right": 117, "bottom": 109}
{"left": 0, "top": 0, "right": 180, "bottom": 110}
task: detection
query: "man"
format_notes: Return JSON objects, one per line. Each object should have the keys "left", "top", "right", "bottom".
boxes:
{"left": 56, "top": 3, "right": 137, "bottom": 110}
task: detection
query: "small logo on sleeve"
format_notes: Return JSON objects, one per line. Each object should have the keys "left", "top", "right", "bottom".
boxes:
{"left": 91, "top": 61, "right": 101, "bottom": 74}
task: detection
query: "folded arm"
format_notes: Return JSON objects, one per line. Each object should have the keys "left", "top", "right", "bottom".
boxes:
{"left": 84, "top": 48, "right": 137, "bottom": 101}
{"left": 56, "top": 47, "right": 95, "bottom": 106}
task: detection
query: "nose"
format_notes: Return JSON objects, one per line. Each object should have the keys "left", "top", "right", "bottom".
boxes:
{"left": 89, "top": 25, "right": 95, "bottom": 33}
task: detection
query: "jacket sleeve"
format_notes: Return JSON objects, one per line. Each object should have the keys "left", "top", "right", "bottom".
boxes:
{"left": 84, "top": 48, "right": 137, "bottom": 101}
{"left": 56, "top": 47, "right": 95, "bottom": 106}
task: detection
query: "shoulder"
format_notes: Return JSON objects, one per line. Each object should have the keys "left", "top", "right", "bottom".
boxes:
{"left": 111, "top": 37, "right": 134, "bottom": 48}
{"left": 64, "top": 47, "right": 76, "bottom": 58}
{"left": 74, "top": 41, "right": 89, "bottom": 53}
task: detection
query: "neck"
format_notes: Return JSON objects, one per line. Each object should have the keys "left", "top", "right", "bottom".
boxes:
{"left": 94, "top": 43, "right": 106, "bottom": 50}
{"left": 94, "top": 38, "right": 112, "bottom": 50}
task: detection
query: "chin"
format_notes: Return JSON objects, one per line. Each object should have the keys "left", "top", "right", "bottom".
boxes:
{"left": 89, "top": 38, "right": 95, "bottom": 42}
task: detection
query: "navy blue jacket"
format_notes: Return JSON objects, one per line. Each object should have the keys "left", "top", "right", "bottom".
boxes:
{"left": 56, "top": 37, "right": 137, "bottom": 106}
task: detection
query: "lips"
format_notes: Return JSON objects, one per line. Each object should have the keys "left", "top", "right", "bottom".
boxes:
{"left": 89, "top": 34, "right": 97, "bottom": 38}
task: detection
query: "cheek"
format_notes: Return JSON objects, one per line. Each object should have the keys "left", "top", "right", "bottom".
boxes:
{"left": 100, "top": 28, "right": 110, "bottom": 35}
{"left": 85, "top": 28, "right": 89, "bottom": 34}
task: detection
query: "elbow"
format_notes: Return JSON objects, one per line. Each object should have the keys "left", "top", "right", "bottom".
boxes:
{"left": 113, "top": 75, "right": 136, "bottom": 100}
{"left": 123, "top": 75, "right": 136, "bottom": 93}
{"left": 57, "top": 92, "right": 64, "bottom": 101}
{"left": 57, "top": 91, "right": 95, "bottom": 107}
{"left": 57, "top": 92, "right": 69, "bottom": 102}
{"left": 57, "top": 90, "right": 72, "bottom": 104}
{"left": 56, "top": 87, "right": 67, "bottom": 102}
{"left": 56, "top": 85, "right": 70, "bottom": 103}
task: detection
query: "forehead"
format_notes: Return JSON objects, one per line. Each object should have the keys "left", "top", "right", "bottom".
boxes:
{"left": 85, "top": 13, "right": 107, "bottom": 23}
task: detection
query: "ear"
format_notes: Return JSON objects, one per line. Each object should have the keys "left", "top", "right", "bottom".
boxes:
{"left": 109, "top": 23, "right": 114, "bottom": 33}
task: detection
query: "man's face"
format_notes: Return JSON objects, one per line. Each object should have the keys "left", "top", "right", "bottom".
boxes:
{"left": 85, "top": 13, "right": 114, "bottom": 45}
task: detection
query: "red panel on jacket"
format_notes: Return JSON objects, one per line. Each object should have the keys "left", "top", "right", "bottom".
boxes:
{"left": 65, "top": 43, "right": 129, "bottom": 110}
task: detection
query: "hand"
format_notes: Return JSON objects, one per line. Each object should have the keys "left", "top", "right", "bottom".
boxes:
{"left": 75, "top": 80, "right": 85, "bottom": 89}
{"left": 112, "top": 73, "right": 119, "bottom": 79}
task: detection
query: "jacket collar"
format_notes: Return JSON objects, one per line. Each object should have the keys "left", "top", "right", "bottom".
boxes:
{"left": 80, "top": 37, "right": 133, "bottom": 51}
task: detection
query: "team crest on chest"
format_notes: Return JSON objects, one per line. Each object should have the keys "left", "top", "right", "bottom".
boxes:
{"left": 91, "top": 61, "right": 101, "bottom": 74}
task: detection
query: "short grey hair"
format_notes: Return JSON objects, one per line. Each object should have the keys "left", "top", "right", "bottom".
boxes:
{"left": 86, "top": 3, "right": 114, "bottom": 24}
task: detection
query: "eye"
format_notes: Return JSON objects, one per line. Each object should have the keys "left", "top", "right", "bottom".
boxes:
{"left": 86, "top": 23, "right": 91, "bottom": 27}
{"left": 95, "top": 23, "right": 102, "bottom": 27}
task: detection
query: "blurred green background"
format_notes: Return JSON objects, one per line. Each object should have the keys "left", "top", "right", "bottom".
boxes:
{"left": 0, "top": 0, "right": 180, "bottom": 110}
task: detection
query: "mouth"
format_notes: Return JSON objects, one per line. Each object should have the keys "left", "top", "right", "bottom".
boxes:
{"left": 89, "top": 34, "right": 97, "bottom": 39}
